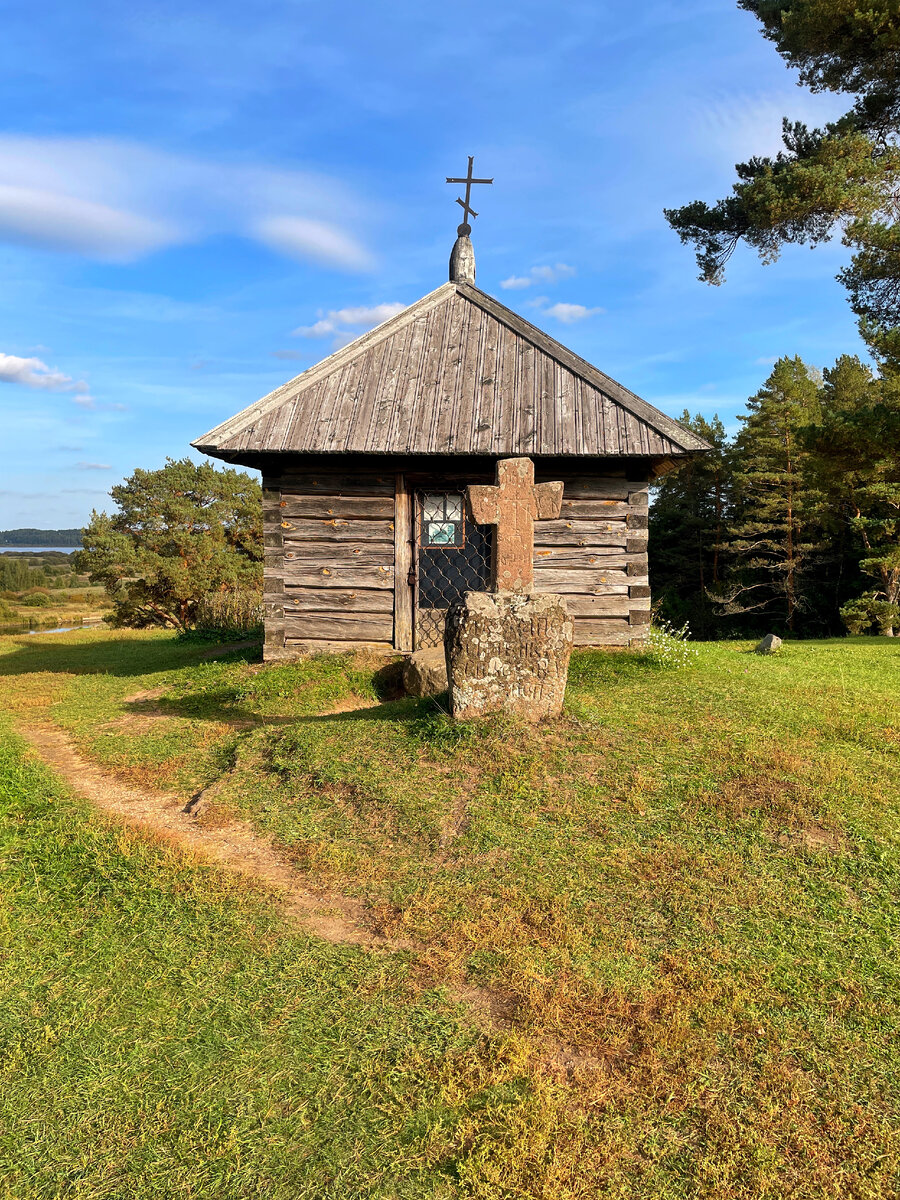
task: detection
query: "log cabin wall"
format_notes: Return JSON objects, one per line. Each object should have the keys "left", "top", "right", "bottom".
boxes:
{"left": 533, "top": 466, "right": 650, "bottom": 647}
{"left": 262, "top": 464, "right": 397, "bottom": 660}
{"left": 261, "top": 456, "right": 653, "bottom": 660}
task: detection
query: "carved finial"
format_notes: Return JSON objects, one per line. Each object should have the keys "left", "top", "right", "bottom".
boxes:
{"left": 446, "top": 156, "right": 492, "bottom": 285}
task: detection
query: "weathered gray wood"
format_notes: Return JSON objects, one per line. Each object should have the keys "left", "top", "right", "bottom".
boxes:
{"left": 276, "top": 471, "right": 394, "bottom": 495}
{"left": 629, "top": 608, "right": 652, "bottom": 625}
{"left": 533, "top": 521, "right": 628, "bottom": 547}
{"left": 272, "top": 495, "right": 394, "bottom": 519}
{"left": 193, "top": 281, "right": 709, "bottom": 459}
{"left": 534, "top": 548, "right": 632, "bottom": 568}
{"left": 573, "top": 619, "right": 634, "bottom": 646}
{"left": 558, "top": 594, "right": 633, "bottom": 617}
{"left": 626, "top": 512, "right": 649, "bottom": 529}
{"left": 282, "top": 519, "right": 394, "bottom": 543}
{"left": 393, "top": 473, "right": 413, "bottom": 651}
{"left": 283, "top": 542, "right": 393, "bottom": 567}
{"left": 283, "top": 638, "right": 394, "bottom": 656}
{"left": 558, "top": 499, "right": 630, "bottom": 519}
{"left": 283, "top": 587, "right": 394, "bottom": 613}
{"left": 283, "top": 563, "right": 394, "bottom": 589}
{"left": 533, "top": 568, "right": 630, "bottom": 594}
{"left": 545, "top": 476, "right": 627, "bottom": 498}
{"left": 285, "top": 612, "right": 394, "bottom": 641}
{"left": 629, "top": 584, "right": 651, "bottom": 599}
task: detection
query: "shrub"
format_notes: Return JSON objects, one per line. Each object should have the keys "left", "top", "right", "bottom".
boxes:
{"left": 18, "top": 591, "right": 53, "bottom": 608}
{"left": 840, "top": 594, "right": 899, "bottom": 636}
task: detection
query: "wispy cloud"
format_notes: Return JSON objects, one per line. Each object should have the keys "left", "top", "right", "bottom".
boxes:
{"left": 292, "top": 302, "right": 405, "bottom": 347}
{"left": 253, "top": 216, "right": 372, "bottom": 270}
{"left": 271, "top": 349, "right": 305, "bottom": 360}
{"left": 542, "top": 302, "right": 604, "bottom": 323}
{"left": 0, "top": 351, "right": 91, "bottom": 397}
{"left": 0, "top": 136, "right": 372, "bottom": 270}
{"left": 75, "top": 461, "right": 112, "bottom": 470}
{"left": 500, "top": 263, "right": 576, "bottom": 290}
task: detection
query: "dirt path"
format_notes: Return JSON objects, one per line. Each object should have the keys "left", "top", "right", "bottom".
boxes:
{"left": 18, "top": 720, "right": 406, "bottom": 951}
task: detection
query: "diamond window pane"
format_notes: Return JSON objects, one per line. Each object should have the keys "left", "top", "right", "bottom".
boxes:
{"left": 423, "top": 495, "right": 444, "bottom": 521}
{"left": 444, "top": 494, "right": 463, "bottom": 521}
{"left": 427, "top": 521, "right": 457, "bottom": 545}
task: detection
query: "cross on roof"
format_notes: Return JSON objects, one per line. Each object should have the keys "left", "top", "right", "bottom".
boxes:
{"left": 446, "top": 155, "right": 493, "bottom": 232}
{"left": 467, "top": 458, "right": 564, "bottom": 593}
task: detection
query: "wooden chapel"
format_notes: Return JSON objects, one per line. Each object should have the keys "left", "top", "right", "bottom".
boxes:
{"left": 192, "top": 167, "right": 709, "bottom": 661}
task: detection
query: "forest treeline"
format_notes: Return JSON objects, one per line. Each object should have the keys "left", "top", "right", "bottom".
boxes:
{"left": 650, "top": 353, "right": 900, "bottom": 639}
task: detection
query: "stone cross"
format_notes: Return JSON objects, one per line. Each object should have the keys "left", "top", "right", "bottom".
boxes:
{"left": 467, "top": 457, "right": 563, "bottom": 593}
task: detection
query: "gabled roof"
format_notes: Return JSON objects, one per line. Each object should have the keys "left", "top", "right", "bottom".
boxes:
{"left": 192, "top": 281, "right": 710, "bottom": 459}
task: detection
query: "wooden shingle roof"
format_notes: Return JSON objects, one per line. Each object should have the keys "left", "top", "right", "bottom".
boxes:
{"left": 192, "top": 281, "right": 710, "bottom": 459}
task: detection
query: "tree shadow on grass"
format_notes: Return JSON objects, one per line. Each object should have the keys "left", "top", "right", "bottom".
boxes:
{"left": 0, "top": 633, "right": 262, "bottom": 680}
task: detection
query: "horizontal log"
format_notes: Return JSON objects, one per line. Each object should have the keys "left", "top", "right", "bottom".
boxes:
{"left": 573, "top": 618, "right": 633, "bottom": 646}
{"left": 534, "top": 568, "right": 630, "bottom": 595}
{"left": 558, "top": 594, "right": 633, "bottom": 617}
{"left": 283, "top": 586, "right": 394, "bottom": 613}
{"left": 534, "top": 523, "right": 627, "bottom": 548}
{"left": 283, "top": 519, "right": 394, "bottom": 543}
{"left": 283, "top": 542, "right": 393, "bottom": 566}
{"left": 629, "top": 584, "right": 651, "bottom": 599}
{"left": 275, "top": 471, "right": 393, "bottom": 495}
{"left": 270, "top": 495, "right": 394, "bottom": 520}
{"left": 558, "top": 499, "right": 629, "bottom": 519}
{"left": 533, "top": 547, "right": 630, "bottom": 568}
{"left": 282, "top": 563, "right": 394, "bottom": 589}
{"left": 629, "top": 609, "right": 652, "bottom": 625}
{"left": 628, "top": 489, "right": 649, "bottom": 508}
{"left": 626, "top": 558, "right": 649, "bottom": 577}
{"left": 285, "top": 611, "right": 394, "bottom": 641}
{"left": 282, "top": 639, "right": 394, "bottom": 656}
{"left": 545, "top": 476, "right": 628, "bottom": 499}
{"left": 626, "top": 537, "right": 649, "bottom": 554}
{"left": 626, "top": 512, "right": 649, "bottom": 529}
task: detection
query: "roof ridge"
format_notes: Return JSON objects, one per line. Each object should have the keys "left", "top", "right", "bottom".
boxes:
{"left": 192, "top": 280, "right": 712, "bottom": 458}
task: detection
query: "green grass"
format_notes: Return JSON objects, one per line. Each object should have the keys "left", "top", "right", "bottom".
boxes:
{"left": 1, "top": 628, "right": 899, "bottom": 1197}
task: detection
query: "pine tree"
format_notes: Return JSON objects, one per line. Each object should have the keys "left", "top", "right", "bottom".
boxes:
{"left": 649, "top": 413, "right": 733, "bottom": 637}
{"left": 665, "top": 1, "right": 900, "bottom": 345}
{"left": 714, "top": 357, "right": 823, "bottom": 632}
{"left": 806, "top": 354, "right": 900, "bottom": 633}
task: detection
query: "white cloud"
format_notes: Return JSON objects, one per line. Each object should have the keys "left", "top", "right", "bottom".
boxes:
{"left": 500, "top": 263, "right": 576, "bottom": 290}
{"left": 292, "top": 302, "right": 405, "bottom": 339}
{"left": 0, "top": 184, "right": 176, "bottom": 262}
{"left": 543, "top": 302, "right": 605, "bottom": 323}
{"left": 75, "top": 462, "right": 112, "bottom": 470}
{"left": 271, "top": 349, "right": 305, "bottom": 361}
{"left": 0, "top": 352, "right": 90, "bottom": 396}
{"left": 755, "top": 355, "right": 778, "bottom": 365}
{"left": 253, "top": 215, "right": 371, "bottom": 271}
{"left": 0, "top": 135, "right": 373, "bottom": 270}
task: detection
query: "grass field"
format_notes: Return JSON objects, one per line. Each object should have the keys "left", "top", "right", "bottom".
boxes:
{"left": 1, "top": 628, "right": 898, "bottom": 1198}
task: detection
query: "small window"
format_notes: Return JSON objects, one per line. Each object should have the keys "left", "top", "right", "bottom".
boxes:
{"left": 421, "top": 492, "right": 465, "bottom": 548}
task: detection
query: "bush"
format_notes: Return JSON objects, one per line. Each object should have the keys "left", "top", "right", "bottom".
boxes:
{"left": 18, "top": 591, "right": 53, "bottom": 608}
{"left": 840, "top": 594, "right": 899, "bottom": 636}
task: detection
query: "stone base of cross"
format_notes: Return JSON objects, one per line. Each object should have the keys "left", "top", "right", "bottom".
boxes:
{"left": 467, "top": 457, "right": 564, "bottom": 592}
{"left": 444, "top": 457, "right": 573, "bottom": 721}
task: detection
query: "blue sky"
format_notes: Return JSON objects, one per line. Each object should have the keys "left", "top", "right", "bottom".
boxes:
{"left": 0, "top": 0, "right": 858, "bottom": 528}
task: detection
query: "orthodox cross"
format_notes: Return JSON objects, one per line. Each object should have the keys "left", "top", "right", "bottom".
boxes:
{"left": 446, "top": 156, "right": 493, "bottom": 232}
{"left": 468, "top": 458, "right": 564, "bottom": 593}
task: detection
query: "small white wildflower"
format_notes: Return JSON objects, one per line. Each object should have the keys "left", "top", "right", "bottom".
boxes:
{"left": 644, "top": 619, "right": 700, "bottom": 669}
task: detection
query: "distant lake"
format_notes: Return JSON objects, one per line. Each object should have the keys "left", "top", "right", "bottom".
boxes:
{"left": 0, "top": 547, "right": 78, "bottom": 554}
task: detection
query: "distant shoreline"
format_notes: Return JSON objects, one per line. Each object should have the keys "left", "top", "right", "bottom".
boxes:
{"left": 0, "top": 547, "right": 78, "bottom": 555}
